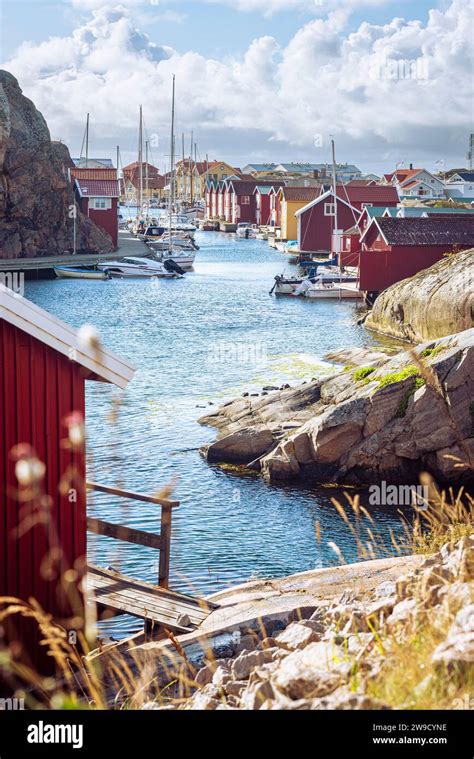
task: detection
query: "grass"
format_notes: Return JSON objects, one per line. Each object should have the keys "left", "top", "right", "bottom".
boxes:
{"left": 376, "top": 364, "right": 425, "bottom": 389}
{"left": 366, "top": 605, "right": 474, "bottom": 710}
{"left": 420, "top": 345, "right": 446, "bottom": 359}
{"left": 352, "top": 366, "right": 375, "bottom": 382}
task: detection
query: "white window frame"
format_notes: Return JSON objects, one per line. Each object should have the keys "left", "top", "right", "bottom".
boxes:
{"left": 90, "top": 197, "right": 112, "bottom": 210}
{"left": 362, "top": 203, "right": 373, "bottom": 209}
{"left": 324, "top": 202, "right": 335, "bottom": 216}
{"left": 241, "top": 195, "right": 250, "bottom": 205}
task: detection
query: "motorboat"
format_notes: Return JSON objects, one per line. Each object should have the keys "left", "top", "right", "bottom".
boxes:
{"left": 236, "top": 223, "right": 258, "bottom": 239}
{"left": 293, "top": 280, "right": 363, "bottom": 299}
{"left": 97, "top": 256, "right": 184, "bottom": 278}
{"left": 270, "top": 271, "right": 357, "bottom": 295}
{"left": 149, "top": 249, "right": 196, "bottom": 270}
{"left": 146, "top": 233, "right": 198, "bottom": 252}
{"left": 54, "top": 265, "right": 110, "bottom": 281}
{"left": 137, "top": 224, "right": 167, "bottom": 240}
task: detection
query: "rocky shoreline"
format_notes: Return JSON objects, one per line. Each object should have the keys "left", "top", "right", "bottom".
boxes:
{"left": 199, "top": 328, "right": 473, "bottom": 486}
{"left": 137, "top": 535, "right": 474, "bottom": 710}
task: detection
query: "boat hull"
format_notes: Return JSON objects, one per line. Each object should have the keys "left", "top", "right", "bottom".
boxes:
{"left": 54, "top": 266, "right": 108, "bottom": 281}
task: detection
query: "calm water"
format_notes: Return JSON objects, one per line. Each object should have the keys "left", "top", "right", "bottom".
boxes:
{"left": 25, "top": 232, "right": 404, "bottom": 635}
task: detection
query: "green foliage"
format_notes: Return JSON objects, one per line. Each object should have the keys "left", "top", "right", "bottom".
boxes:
{"left": 376, "top": 364, "right": 425, "bottom": 389}
{"left": 421, "top": 345, "right": 445, "bottom": 359}
{"left": 352, "top": 366, "right": 375, "bottom": 382}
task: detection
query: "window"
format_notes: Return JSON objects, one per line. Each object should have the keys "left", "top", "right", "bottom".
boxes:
{"left": 90, "top": 197, "right": 111, "bottom": 210}
{"left": 241, "top": 195, "right": 250, "bottom": 205}
{"left": 324, "top": 203, "right": 335, "bottom": 216}
{"left": 362, "top": 203, "right": 373, "bottom": 209}
{"left": 222, "top": 174, "right": 227, "bottom": 180}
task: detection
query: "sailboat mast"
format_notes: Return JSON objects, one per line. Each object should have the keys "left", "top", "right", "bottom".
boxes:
{"left": 73, "top": 198, "right": 77, "bottom": 255}
{"left": 189, "top": 130, "right": 194, "bottom": 206}
{"left": 138, "top": 105, "right": 143, "bottom": 215}
{"left": 145, "top": 140, "right": 149, "bottom": 217}
{"left": 169, "top": 75, "right": 176, "bottom": 246}
{"left": 85, "top": 113, "right": 90, "bottom": 168}
{"left": 331, "top": 137, "right": 339, "bottom": 267}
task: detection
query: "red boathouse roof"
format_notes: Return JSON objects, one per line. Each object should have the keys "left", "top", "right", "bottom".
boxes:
{"left": 75, "top": 178, "right": 120, "bottom": 198}
{"left": 362, "top": 216, "right": 474, "bottom": 247}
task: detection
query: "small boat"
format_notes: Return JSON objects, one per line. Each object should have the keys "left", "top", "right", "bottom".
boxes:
{"left": 137, "top": 225, "right": 167, "bottom": 240}
{"left": 147, "top": 233, "right": 198, "bottom": 252}
{"left": 149, "top": 249, "right": 196, "bottom": 270}
{"left": 270, "top": 271, "right": 357, "bottom": 295}
{"left": 236, "top": 222, "right": 258, "bottom": 239}
{"left": 97, "top": 256, "right": 184, "bottom": 278}
{"left": 54, "top": 265, "right": 110, "bottom": 281}
{"left": 294, "top": 280, "right": 363, "bottom": 299}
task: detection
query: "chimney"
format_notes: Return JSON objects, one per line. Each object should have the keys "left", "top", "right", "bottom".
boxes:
{"left": 409, "top": 163, "right": 413, "bottom": 170}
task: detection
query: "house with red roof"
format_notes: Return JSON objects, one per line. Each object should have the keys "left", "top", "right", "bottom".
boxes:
{"left": 71, "top": 167, "right": 120, "bottom": 248}
{"left": 359, "top": 215, "right": 474, "bottom": 293}
{"left": 296, "top": 185, "right": 399, "bottom": 255}
{"left": 381, "top": 166, "right": 445, "bottom": 199}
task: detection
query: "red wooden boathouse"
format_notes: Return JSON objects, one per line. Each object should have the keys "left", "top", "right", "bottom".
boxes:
{"left": 71, "top": 167, "right": 120, "bottom": 248}
{"left": 359, "top": 216, "right": 474, "bottom": 293}
{"left": 0, "top": 284, "right": 135, "bottom": 671}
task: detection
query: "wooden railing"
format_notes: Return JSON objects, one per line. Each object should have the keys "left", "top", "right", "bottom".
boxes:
{"left": 86, "top": 481, "right": 179, "bottom": 589}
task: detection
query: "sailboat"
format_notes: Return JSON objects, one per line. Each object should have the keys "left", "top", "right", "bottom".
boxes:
{"left": 149, "top": 75, "right": 196, "bottom": 269}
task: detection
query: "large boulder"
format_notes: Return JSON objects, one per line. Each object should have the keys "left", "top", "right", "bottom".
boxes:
{"left": 201, "top": 328, "right": 474, "bottom": 486}
{"left": 365, "top": 250, "right": 474, "bottom": 343}
{"left": 0, "top": 70, "right": 113, "bottom": 258}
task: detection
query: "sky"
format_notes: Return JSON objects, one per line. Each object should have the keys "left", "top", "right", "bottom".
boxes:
{"left": 0, "top": 0, "right": 473, "bottom": 175}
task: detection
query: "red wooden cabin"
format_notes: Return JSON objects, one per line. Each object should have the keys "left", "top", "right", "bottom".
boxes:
{"left": 296, "top": 185, "right": 399, "bottom": 255}
{"left": 0, "top": 285, "right": 134, "bottom": 671}
{"left": 359, "top": 216, "right": 474, "bottom": 293}
{"left": 71, "top": 167, "right": 120, "bottom": 248}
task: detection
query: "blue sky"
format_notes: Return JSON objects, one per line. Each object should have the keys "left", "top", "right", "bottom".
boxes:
{"left": 1, "top": 0, "right": 442, "bottom": 60}
{"left": 1, "top": 0, "right": 471, "bottom": 174}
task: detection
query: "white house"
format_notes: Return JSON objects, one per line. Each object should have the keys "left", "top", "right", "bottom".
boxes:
{"left": 443, "top": 171, "right": 474, "bottom": 201}
{"left": 382, "top": 167, "right": 445, "bottom": 199}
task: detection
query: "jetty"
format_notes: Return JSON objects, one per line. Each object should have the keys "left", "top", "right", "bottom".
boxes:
{"left": 0, "top": 228, "right": 147, "bottom": 276}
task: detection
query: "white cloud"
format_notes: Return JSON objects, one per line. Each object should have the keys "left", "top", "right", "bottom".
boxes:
{"left": 2, "top": 0, "right": 473, "bottom": 172}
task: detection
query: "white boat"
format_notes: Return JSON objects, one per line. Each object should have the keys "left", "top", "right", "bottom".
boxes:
{"left": 271, "top": 271, "right": 357, "bottom": 296}
{"left": 54, "top": 265, "right": 109, "bottom": 281}
{"left": 294, "top": 280, "right": 363, "bottom": 299}
{"left": 150, "top": 249, "right": 196, "bottom": 269}
{"left": 156, "top": 213, "right": 197, "bottom": 235}
{"left": 147, "top": 233, "right": 198, "bottom": 252}
{"left": 97, "top": 256, "right": 183, "bottom": 278}
{"left": 236, "top": 223, "right": 258, "bottom": 239}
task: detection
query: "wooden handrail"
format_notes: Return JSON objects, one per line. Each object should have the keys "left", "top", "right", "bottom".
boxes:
{"left": 86, "top": 481, "right": 178, "bottom": 590}
{"left": 87, "top": 517, "right": 162, "bottom": 550}
{"left": 86, "top": 481, "right": 179, "bottom": 508}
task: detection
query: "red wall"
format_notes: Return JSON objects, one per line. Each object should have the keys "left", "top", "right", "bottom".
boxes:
{"left": 257, "top": 195, "right": 271, "bottom": 225}
{"left": 359, "top": 245, "right": 451, "bottom": 291}
{"left": 230, "top": 193, "right": 257, "bottom": 224}
{"left": 0, "top": 321, "right": 87, "bottom": 672}
{"left": 299, "top": 201, "right": 357, "bottom": 253}
{"left": 80, "top": 198, "right": 118, "bottom": 248}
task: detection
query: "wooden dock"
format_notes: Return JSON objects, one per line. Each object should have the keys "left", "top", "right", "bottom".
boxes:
{"left": 87, "top": 565, "right": 217, "bottom": 634}
{"left": 0, "top": 229, "right": 147, "bottom": 274}
{"left": 86, "top": 480, "right": 217, "bottom": 635}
